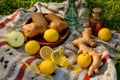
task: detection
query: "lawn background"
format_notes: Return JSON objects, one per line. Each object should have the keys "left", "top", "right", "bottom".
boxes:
{"left": 0, "top": 0, "right": 120, "bottom": 79}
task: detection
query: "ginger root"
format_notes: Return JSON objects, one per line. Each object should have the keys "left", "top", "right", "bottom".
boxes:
{"left": 23, "top": 12, "right": 48, "bottom": 38}
{"left": 72, "top": 28, "right": 103, "bottom": 76}
{"left": 45, "top": 13, "right": 68, "bottom": 33}
{"left": 22, "top": 12, "right": 68, "bottom": 38}
{"left": 45, "top": 13, "right": 62, "bottom": 21}
{"left": 22, "top": 23, "right": 40, "bottom": 38}
{"left": 32, "top": 12, "right": 48, "bottom": 28}
{"left": 49, "top": 20, "right": 68, "bottom": 33}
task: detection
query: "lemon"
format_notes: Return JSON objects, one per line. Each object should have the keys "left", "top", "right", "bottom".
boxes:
{"left": 43, "top": 29, "right": 59, "bottom": 42}
{"left": 98, "top": 28, "right": 112, "bottom": 41}
{"left": 40, "top": 46, "right": 53, "bottom": 60}
{"left": 39, "top": 60, "right": 56, "bottom": 75}
{"left": 77, "top": 53, "right": 92, "bottom": 68}
{"left": 25, "top": 40, "right": 40, "bottom": 55}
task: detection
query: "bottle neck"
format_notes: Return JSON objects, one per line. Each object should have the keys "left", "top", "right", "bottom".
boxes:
{"left": 68, "top": 0, "right": 75, "bottom": 3}
{"left": 67, "top": 0, "right": 77, "bottom": 10}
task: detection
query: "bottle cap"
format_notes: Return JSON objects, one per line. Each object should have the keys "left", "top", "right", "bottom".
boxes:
{"left": 93, "top": 7, "right": 102, "bottom": 13}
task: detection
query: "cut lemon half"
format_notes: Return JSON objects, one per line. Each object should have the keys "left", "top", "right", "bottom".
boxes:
{"left": 40, "top": 46, "right": 53, "bottom": 60}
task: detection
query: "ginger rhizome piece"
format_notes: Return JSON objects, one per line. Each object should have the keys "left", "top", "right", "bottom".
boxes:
{"left": 22, "top": 23, "right": 41, "bottom": 38}
{"left": 23, "top": 12, "right": 48, "bottom": 38}
{"left": 72, "top": 28, "right": 103, "bottom": 76}
{"left": 45, "top": 13, "right": 68, "bottom": 33}
{"left": 49, "top": 20, "right": 68, "bottom": 33}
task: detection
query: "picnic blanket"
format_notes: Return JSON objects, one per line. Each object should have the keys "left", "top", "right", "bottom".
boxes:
{"left": 0, "top": 1, "right": 120, "bottom": 80}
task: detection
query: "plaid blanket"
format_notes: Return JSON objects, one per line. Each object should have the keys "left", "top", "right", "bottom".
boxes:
{"left": 0, "top": 1, "right": 119, "bottom": 80}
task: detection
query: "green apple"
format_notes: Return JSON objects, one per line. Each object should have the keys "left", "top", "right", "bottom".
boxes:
{"left": 7, "top": 31, "right": 25, "bottom": 47}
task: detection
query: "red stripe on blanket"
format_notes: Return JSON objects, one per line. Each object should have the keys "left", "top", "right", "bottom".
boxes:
{"left": 84, "top": 73, "right": 90, "bottom": 80}
{"left": 14, "top": 58, "right": 36, "bottom": 80}
{"left": 102, "top": 54, "right": 111, "bottom": 63}
{"left": 0, "top": 11, "right": 18, "bottom": 29}
{"left": 116, "top": 30, "right": 120, "bottom": 34}
{"left": 0, "top": 41, "right": 8, "bottom": 47}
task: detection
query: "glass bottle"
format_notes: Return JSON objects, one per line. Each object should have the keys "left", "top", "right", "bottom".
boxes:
{"left": 75, "top": 0, "right": 89, "bottom": 32}
{"left": 89, "top": 7, "right": 103, "bottom": 37}
{"left": 64, "top": 0, "right": 78, "bottom": 26}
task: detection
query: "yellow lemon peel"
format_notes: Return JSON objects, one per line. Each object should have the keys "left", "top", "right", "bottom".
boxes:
{"left": 70, "top": 64, "right": 82, "bottom": 74}
{"left": 42, "top": 75, "right": 54, "bottom": 80}
{"left": 47, "top": 75, "right": 54, "bottom": 80}
{"left": 33, "top": 63, "right": 41, "bottom": 74}
{"left": 51, "top": 47, "right": 72, "bottom": 67}
{"left": 19, "top": 62, "right": 31, "bottom": 69}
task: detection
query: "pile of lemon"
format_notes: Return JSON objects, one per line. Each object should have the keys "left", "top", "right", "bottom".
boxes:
{"left": 25, "top": 43, "right": 56, "bottom": 75}
{"left": 24, "top": 29, "right": 59, "bottom": 55}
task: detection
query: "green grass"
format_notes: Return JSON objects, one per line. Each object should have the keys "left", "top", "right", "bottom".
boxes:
{"left": 0, "top": 0, "right": 65, "bottom": 15}
{"left": 0, "top": 0, "right": 120, "bottom": 30}
{"left": 0, "top": 0, "right": 120, "bottom": 79}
